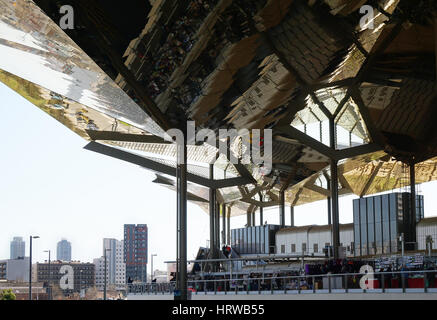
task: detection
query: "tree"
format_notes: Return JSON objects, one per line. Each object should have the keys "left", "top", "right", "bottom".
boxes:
{"left": 0, "top": 289, "right": 16, "bottom": 300}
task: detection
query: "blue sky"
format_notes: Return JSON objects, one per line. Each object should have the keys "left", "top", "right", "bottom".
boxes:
{"left": 1, "top": 81, "right": 437, "bottom": 272}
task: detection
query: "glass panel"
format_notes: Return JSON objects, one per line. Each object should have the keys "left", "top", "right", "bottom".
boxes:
{"left": 252, "top": 227, "right": 255, "bottom": 253}
{"left": 374, "top": 195, "right": 382, "bottom": 253}
{"left": 360, "top": 198, "right": 368, "bottom": 255}
{"left": 353, "top": 199, "right": 360, "bottom": 256}
{"left": 389, "top": 193, "right": 397, "bottom": 221}
{"left": 367, "top": 197, "right": 375, "bottom": 253}
{"left": 381, "top": 194, "right": 391, "bottom": 253}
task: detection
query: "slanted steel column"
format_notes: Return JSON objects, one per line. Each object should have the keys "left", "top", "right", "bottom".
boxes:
{"left": 279, "top": 190, "right": 285, "bottom": 228}
{"left": 176, "top": 137, "right": 187, "bottom": 299}
{"left": 222, "top": 204, "right": 226, "bottom": 245}
{"left": 329, "top": 117, "right": 340, "bottom": 259}
{"left": 226, "top": 207, "right": 231, "bottom": 245}
{"left": 259, "top": 192, "right": 264, "bottom": 225}
{"left": 290, "top": 206, "right": 295, "bottom": 227}
{"left": 410, "top": 161, "right": 417, "bottom": 248}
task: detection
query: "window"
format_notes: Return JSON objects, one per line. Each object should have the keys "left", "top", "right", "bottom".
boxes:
{"left": 325, "top": 242, "right": 330, "bottom": 247}
{"left": 313, "top": 243, "right": 318, "bottom": 253}
{"left": 302, "top": 243, "right": 307, "bottom": 253}
{"left": 291, "top": 244, "right": 296, "bottom": 253}
{"left": 280, "top": 245, "right": 285, "bottom": 254}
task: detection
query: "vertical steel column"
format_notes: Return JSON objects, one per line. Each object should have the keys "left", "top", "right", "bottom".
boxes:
{"left": 259, "top": 193, "right": 264, "bottom": 225}
{"left": 247, "top": 210, "right": 252, "bottom": 227}
{"left": 290, "top": 206, "right": 295, "bottom": 227}
{"left": 209, "top": 164, "right": 216, "bottom": 267}
{"left": 176, "top": 163, "right": 180, "bottom": 287}
{"left": 215, "top": 201, "right": 220, "bottom": 255}
{"left": 329, "top": 117, "right": 340, "bottom": 259}
{"left": 279, "top": 190, "right": 285, "bottom": 228}
{"left": 327, "top": 178, "right": 332, "bottom": 225}
{"left": 176, "top": 137, "right": 188, "bottom": 300}
{"left": 252, "top": 208, "right": 256, "bottom": 227}
{"left": 222, "top": 204, "right": 226, "bottom": 245}
{"left": 410, "top": 161, "right": 417, "bottom": 248}
{"left": 227, "top": 207, "right": 231, "bottom": 245}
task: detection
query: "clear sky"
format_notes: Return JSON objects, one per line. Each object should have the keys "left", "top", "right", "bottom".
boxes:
{"left": 1, "top": 81, "right": 437, "bottom": 272}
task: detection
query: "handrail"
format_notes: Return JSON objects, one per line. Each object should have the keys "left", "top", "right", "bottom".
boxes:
{"left": 126, "top": 269, "right": 437, "bottom": 295}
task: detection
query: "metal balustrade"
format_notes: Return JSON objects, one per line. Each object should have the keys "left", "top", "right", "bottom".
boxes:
{"left": 126, "top": 269, "right": 437, "bottom": 295}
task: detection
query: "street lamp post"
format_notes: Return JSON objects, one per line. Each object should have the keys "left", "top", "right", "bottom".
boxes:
{"left": 151, "top": 254, "right": 157, "bottom": 283}
{"left": 43, "top": 250, "right": 51, "bottom": 300}
{"left": 29, "top": 235, "right": 40, "bottom": 300}
{"left": 104, "top": 248, "right": 111, "bottom": 300}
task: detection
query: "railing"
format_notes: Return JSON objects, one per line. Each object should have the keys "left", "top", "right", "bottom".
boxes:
{"left": 127, "top": 270, "right": 437, "bottom": 295}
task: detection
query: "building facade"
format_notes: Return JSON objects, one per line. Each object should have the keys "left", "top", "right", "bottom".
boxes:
{"left": 275, "top": 224, "right": 354, "bottom": 257}
{"left": 124, "top": 224, "right": 148, "bottom": 283}
{"left": 56, "top": 239, "right": 72, "bottom": 261}
{"left": 102, "top": 238, "right": 126, "bottom": 289}
{"left": 10, "top": 237, "right": 25, "bottom": 259}
{"left": 0, "top": 257, "right": 30, "bottom": 282}
{"left": 36, "top": 261, "right": 94, "bottom": 293}
{"left": 93, "top": 257, "right": 107, "bottom": 291}
{"left": 353, "top": 192, "right": 424, "bottom": 256}
{"left": 231, "top": 225, "right": 280, "bottom": 255}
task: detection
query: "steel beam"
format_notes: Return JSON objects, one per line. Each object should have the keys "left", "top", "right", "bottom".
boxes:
{"left": 84, "top": 142, "right": 252, "bottom": 189}
{"left": 233, "top": 163, "right": 257, "bottom": 184}
{"left": 211, "top": 177, "right": 254, "bottom": 189}
{"left": 277, "top": 126, "right": 336, "bottom": 160}
{"left": 359, "top": 161, "right": 383, "bottom": 197}
{"left": 336, "top": 143, "right": 382, "bottom": 160}
{"left": 86, "top": 130, "right": 171, "bottom": 144}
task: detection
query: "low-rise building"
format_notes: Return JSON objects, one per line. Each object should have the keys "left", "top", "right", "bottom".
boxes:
{"left": 0, "top": 257, "right": 30, "bottom": 282}
{"left": 36, "top": 261, "right": 94, "bottom": 293}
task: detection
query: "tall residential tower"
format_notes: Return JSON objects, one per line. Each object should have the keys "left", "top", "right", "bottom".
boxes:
{"left": 124, "top": 224, "right": 148, "bottom": 283}
{"left": 10, "top": 237, "right": 25, "bottom": 259}
{"left": 56, "top": 239, "right": 72, "bottom": 261}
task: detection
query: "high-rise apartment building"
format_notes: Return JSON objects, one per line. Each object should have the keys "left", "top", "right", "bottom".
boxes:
{"left": 56, "top": 239, "right": 72, "bottom": 261}
{"left": 124, "top": 224, "right": 148, "bottom": 283}
{"left": 102, "top": 238, "right": 126, "bottom": 289}
{"left": 10, "top": 237, "right": 25, "bottom": 259}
